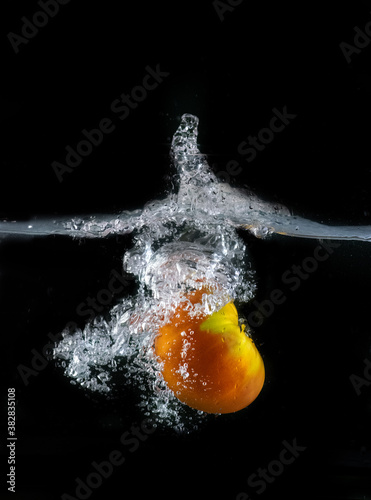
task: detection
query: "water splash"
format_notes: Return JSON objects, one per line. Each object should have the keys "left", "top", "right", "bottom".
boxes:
{"left": 53, "top": 114, "right": 260, "bottom": 430}
{"left": 2, "top": 113, "right": 370, "bottom": 241}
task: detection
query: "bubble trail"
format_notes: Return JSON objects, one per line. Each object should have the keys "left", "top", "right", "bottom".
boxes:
{"left": 53, "top": 114, "right": 265, "bottom": 428}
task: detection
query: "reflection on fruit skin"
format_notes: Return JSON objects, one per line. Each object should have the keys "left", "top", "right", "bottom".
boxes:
{"left": 155, "top": 289, "right": 265, "bottom": 414}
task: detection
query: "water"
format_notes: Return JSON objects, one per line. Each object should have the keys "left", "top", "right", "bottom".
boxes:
{"left": 4, "top": 113, "right": 371, "bottom": 430}
{"left": 54, "top": 115, "right": 260, "bottom": 430}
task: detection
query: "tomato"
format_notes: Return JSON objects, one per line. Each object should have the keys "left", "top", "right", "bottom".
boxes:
{"left": 155, "top": 289, "right": 265, "bottom": 413}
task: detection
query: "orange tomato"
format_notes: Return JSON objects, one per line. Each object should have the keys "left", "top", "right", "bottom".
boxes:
{"left": 155, "top": 289, "right": 265, "bottom": 414}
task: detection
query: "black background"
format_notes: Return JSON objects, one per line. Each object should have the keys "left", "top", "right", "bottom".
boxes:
{"left": 1, "top": 1, "right": 371, "bottom": 499}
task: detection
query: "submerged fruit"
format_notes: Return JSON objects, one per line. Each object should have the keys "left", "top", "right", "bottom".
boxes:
{"left": 155, "top": 289, "right": 265, "bottom": 414}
